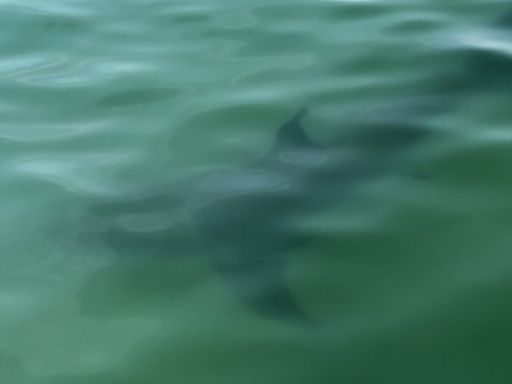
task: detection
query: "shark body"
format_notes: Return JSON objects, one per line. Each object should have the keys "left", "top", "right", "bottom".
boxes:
{"left": 86, "top": 9, "right": 512, "bottom": 322}
{"left": 89, "top": 108, "right": 427, "bottom": 322}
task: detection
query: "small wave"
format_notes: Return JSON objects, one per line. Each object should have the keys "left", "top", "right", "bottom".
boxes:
{"left": 11, "top": 153, "right": 138, "bottom": 196}
{"left": 96, "top": 87, "right": 182, "bottom": 107}
{"left": 456, "top": 29, "right": 512, "bottom": 56}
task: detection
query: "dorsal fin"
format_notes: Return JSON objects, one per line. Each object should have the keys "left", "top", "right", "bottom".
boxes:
{"left": 274, "top": 108, "right": 317, "bottom": 149}
{"left": 253, "top": 108, "right": 318, "bottom": 168}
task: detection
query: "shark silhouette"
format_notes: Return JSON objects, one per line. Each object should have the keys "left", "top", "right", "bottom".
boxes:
{"left": 85, "top": 9, "right": 512, "bottom": 322}
{"left": 87, "top": 108, "right": 428, "bottom": 322}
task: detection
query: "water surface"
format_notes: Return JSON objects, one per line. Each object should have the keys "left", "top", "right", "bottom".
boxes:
{"left": 2, "top": 0, "right": 512, "bottom": 383}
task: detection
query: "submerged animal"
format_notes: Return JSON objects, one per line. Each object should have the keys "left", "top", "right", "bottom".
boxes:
{"left": 88, "top": 108, "right": 428, "bottom": 322}
{"left": 85, "top": 9, "right": 512, "bottom": 322}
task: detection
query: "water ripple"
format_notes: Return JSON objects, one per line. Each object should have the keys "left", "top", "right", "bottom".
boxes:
{"left": 1, "top": 1, "right": 512, "bottom": 382}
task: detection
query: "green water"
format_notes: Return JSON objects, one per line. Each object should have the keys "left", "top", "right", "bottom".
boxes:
{"left": 3, "top": 0, "right": 512, "bottom": 383}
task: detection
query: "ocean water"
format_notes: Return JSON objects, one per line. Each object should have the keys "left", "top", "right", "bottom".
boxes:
{"left": 2, "top": 0, "right": 512, "bottom": 383}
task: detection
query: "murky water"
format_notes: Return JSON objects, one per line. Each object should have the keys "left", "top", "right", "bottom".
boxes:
{"left": 2, "top": 1, "right": 512, "bottom": 382}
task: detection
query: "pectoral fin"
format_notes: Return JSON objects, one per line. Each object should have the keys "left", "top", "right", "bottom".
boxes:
{"left": 213, "top": 258, "right": 312, "bottom": 324}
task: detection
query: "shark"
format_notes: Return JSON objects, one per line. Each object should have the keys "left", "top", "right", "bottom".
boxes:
{"left": 84, "top": 9, "right": 512, "bottom": 322}
{"left": 86, "top": 107, "right": 429, "bottom": 322}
